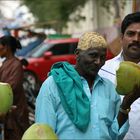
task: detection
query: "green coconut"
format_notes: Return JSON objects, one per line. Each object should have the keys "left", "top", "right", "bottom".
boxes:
{"left": 0, "top": 82, "right": 13, "bottom": 116}
{"left": 22, "top": 123, "right": 58, "bottom": 140}
{"left": 116, "top": 61, "right": 140, "bottom": 95}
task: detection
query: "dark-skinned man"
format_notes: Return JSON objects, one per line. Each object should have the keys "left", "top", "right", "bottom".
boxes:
{"left": 35, "top": 32, "right": 140, "bottom": 140}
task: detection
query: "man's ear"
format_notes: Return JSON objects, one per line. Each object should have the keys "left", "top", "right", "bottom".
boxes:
{"left": 75, "top": 49, "right": 80, "bottom": 62}
{"left": 74, "top": 48, "right": 80, "bottom": 55}
{"left": 120, "top": 33, "right": 123, "bottom": 40}
{"left": 119, "top": 34, "right": 123, "bottom": 46}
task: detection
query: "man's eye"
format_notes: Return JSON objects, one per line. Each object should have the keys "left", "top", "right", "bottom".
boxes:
{"left": 101, "top": 56, "right": 106, "bottom": 60}
{"left": 126, "top": 31, "right": 135, "bottom": 37}
{"left": 89, "top": 53, "right": 97, "bottom": 58}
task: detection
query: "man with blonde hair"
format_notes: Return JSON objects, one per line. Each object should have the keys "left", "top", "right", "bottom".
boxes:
{"left": 35, "top": 32, "right": 139, "bottom": 139}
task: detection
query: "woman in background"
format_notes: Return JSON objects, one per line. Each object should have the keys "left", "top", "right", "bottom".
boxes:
{"left": 0, "top": 36, "right": 29, "bottom": 140}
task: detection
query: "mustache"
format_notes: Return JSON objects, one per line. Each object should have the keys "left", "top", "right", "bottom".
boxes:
{"left": 128, "top": 42, "right": 140, "bottom": 48}
{"left": 89, "top": 63, "right": 101, "bottom": 71}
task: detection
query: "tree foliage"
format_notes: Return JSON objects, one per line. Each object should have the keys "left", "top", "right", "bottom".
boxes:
{"left": 21, "top": 0, "right": 126, "bottom": 32}
{"left": 98, "top": 0, "right": 126, "bottom": 18}
{"left": 21, "top": 0, "right": 87, "bottom": 32}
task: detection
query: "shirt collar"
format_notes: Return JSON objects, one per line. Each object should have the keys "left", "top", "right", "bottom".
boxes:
{"left": 117, "top": 50, "right": 140, "bottom": 64}
{"left": 80, "top": 75, "right": 103, "bottom": 85}
{"left": 115, "top": 50, "right": 124, "bottom": 62}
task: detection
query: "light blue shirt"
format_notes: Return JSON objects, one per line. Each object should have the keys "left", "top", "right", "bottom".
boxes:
{"left": 35, "top": 75, "right": 129, "bottom": 140}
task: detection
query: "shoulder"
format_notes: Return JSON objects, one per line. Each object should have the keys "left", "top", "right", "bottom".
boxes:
{"left": 40, "top": 76, "right": 58, "bottom": 94}
{"left": 43, "top": 75, "right": 55, "bottom": 85}
{"left": 102, "top": 52, "right": 123, "bottom": 69}
{"left": 101, "top": 76, "right": 116, "bottom": 87}
{"left": 103, "top": 56, "right": 119, "bottom": 69}
{"left": 2, "top": 57, "right": 22, "bottom": 70}
{"left": 99, "top": 76, "right": 117, "bottom": 93}
{"left": 98, "top": 54, "right": 122, "bottom": 81}
{"left": 100, "top": 76, "right": 120, "bottom": 100}
{"left": 37, "top": 75, "right": 60, "bottom": 101}
{"left": 10, "top": 57, "right": 22, "bottom": 66}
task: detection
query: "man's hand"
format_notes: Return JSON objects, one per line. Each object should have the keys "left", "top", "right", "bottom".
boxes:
{"left": 122, "top": 85, "right": 140, "bottom": 108}
{"left": 0, "top": 113, "right": 6, "bottom": 123}
{"left": 0, "top": 105, "right": 17, "bottom": 123}
{"left": 9, "top": 105, "right": 17, "bottom": 113}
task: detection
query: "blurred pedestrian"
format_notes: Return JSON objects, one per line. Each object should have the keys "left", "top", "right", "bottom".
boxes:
{"left": 0, "top": 35, "right": 30, "bottom": 140}
{"left": 99, "top": 12, "right": 140, "bottom": 139}
{"left": 35, "top": 32, "right": 140, "bottom": 139}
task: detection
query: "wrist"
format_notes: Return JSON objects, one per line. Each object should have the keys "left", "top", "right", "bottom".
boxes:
{"left": 123, "top": 94, "right": 136, "bottom": 107}
{"left": 121, "top": 97, "right": 132, "bottom": 109}
{"left": 119, "top": 107, "right": 131, "bottom": 115}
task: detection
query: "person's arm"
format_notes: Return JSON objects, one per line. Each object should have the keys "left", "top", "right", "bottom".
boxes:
{"left": 35, "top": 77, "right": 57, "bottom": 131}
{"left": 3, "top": 61, "right": 23, "bottom": 92}
{"left": 0, "top": 105, "right": 17, "bottom": 123}
{"left": 0, "top": 114, "right": 5, "bottom": 123}
{"left": 117, "top": 100, "right": 130, "bottom": 128}
{"left": 117, "top": 85, "right": 140, "bottom": 128}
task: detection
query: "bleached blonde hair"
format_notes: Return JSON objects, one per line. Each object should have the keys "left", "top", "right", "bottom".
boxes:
{"left": 77, "top": 32, "right": 107, "bottom": 50}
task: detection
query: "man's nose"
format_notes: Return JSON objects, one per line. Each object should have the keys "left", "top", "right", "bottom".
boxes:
{"left": 94, "top": 58, "right": 101, "bottom": 64}
{"left": 133, "top": 33, "right": 140, "bottom": 41}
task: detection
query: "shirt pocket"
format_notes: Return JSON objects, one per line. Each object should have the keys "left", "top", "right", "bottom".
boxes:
{"left": 98, "top": 98, "right": 116, "bottom": 125}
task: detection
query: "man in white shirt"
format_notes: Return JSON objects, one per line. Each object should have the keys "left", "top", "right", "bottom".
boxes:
{"left": 99, "top": 12, "right": 140, "bottom": 139}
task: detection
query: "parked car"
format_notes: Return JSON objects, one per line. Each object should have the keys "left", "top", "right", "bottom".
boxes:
{"left": 23, "top": 38, "right": 79, "bottom": 92}
{"left": 16, "top": 37, "right": 45, "bottom": 56}
{"left": 16, "top": 33, "right": 72, "bottom": 57}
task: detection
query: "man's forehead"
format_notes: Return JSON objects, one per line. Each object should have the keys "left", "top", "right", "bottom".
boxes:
{"left": 126, "top": 23, "right": 140, "bottom": 31}
{"left": 82, "top": 47, "right": 107, "bottom": 53}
